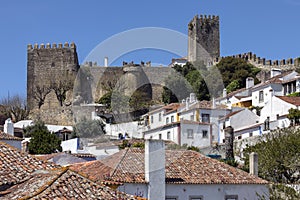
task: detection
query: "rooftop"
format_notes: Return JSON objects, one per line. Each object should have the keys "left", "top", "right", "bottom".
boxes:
{"left": 0, "top": 131, "right": 23, "bottom": 141}
{"left": 0, "top": 141, "right": 58, "bottom": 186}
{"left": 276, "top": 96, "right": 300, "bottom": 106}
{"left": 0, "top": 142, "right": 137, "bottom": 199}
{"left": 2, "top": 168, "right": 137, "bottom": 199}
{"left": 71, "top": 148, "right": 268, "bottom": 185}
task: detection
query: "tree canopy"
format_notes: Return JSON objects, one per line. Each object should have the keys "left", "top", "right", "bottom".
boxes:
{"left": 26, "top": 121, "right": 62, "bottom": 154}
{"left": 242, "top": 127, "right": 300, "bottom": 184}
{"left": 215, "top": 57, "right": 260, "bottom": 89}
{"left": 163, "top": 58, "right": 259, "bottom": 103}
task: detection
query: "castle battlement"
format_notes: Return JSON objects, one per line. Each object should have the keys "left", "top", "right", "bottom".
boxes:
{"left": 27, "top": 42, "right": 76, "bottom": 50}
{"left": 213, "top": 52, "right": 300, "bottom": 70}
{"left": 198, "top": 14, "right": 219, "bottom": 22}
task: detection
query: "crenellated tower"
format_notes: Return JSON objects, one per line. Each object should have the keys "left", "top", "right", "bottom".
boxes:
{"left": 27, "top": 42, "right": 79, "bottom": 113}
{"left": 188, "top": 14, "right": 220, "bottom": 64}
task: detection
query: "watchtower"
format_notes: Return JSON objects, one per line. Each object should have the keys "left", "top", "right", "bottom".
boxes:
{"left": 27, "top": 42, "right": 79, "bottom": 110}
{"left": 188, "top": 14, "right": 220, "bottom": 64}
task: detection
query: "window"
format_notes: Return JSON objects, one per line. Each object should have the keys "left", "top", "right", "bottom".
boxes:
{"left": 249, "top": 132, "right": 253, "bottom": 137}
{"left": 166, "top": 117, "right": 169, "bottom": 124}
{"left": 159, "top": 133, "right": 162, "bottom": 140}
{"left": 237, "top": 135, "right": 242, "bottom": 140}
{"left": 190, "top": 115, "right": 194, "bottom": 121}
{"left": 159, "top": 113, "right": 162, "bottom": 121}
{"left": 151, "top": 116, "right": 153, "bottom": 124}
{"left": 187, "top": 129, "right": 194, "bottom": 139}
{"left": 202, "top": 130, "right": 208, "bottom": 138}
{"left": 225, "top": 195, "right": 238, "bottom": 200}
{"left": 171, "top": 116, "right": 174, "bottom": 123}
{"left": 189, "top": 196, "right": 203, "bottom": 200}
{"left": 259, "top": 90, "right": 264, "bottom": 102}
{"left": 201, "top": 113, "right": 210, "bottom": 123}
{"left": 167, "top": 131, "right": 171, "bottom": 140}
{"left": 166, "top": 197, "right": 178, "bottom": 200}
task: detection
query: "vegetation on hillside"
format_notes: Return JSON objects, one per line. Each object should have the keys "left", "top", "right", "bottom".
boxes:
{"left": 162, "top": 58, "right": 260, "bottom": 103}
{"left": 242, "top": 127, "right": 300, "bottom": 199}
{"left": 215, "top": 57, "right": 260, "bottom": 90}
{"left": 287, "top": 108, "right": 300, "bottom": 126}
{"left": 25, "top": 121, "right": 62, "bottom": 154}
{"left": 242, "top": 127, "right": 300, "bottom": 184}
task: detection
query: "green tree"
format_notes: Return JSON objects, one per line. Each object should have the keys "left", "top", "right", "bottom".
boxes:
{"left": 27, "top": 121, "right": 62, "bottom": 154}
{"left": 242, "top": 127, "right": 300, "bottom": 184}
{"left": 162, "top": 73, "right": 192, "bottom": 104}
{"left": 287, "top": 108, "right": 300, "bottom": 126}
{"left": 287, "top": 92, "right": 300, "bottom": 97}
{"left": 97, "top": 91, "right": 113, "bottom": 109}
{"left": 226, "top": 80, "right": 240, "bottom": 93}
{"left": 129, "top": 90, "right": 152, "bottom": 112}
{"left": 215, "top": 57, "right": 260, "bottom": 91}
{"left": 185, "top": 70, "right": 210, "bottom": 100}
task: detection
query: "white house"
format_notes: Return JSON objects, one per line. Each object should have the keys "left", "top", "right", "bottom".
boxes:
{"left": 71, "top": 140, "right": 269, "bottom": 200}
{"left": 169, "top": 57, "right": 187, "bottom": 67}
{"left": 259, "top": 96, "right": 300, "bottom": 127}
{"left": 251, "top": 71, "right": 300, "bottom": 107}
{"left": 144, "top": 120, "right": 212, "bottom": 148}
{"left": 144, "top": 101, "right": 213, "bottom": 147}
{"left": 178, "top": 96, "right": 231, "bottom": 144}
{"left": 218, "top": 108, "right": 260, "bottom": 143}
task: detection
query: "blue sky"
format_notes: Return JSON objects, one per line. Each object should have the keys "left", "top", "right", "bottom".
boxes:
{"left": 0, "top": 0, "right": 300, "bottom": 98}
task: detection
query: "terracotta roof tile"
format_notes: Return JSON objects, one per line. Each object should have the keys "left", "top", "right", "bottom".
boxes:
{"left": 0, "top": 131, "right": 23, "bottom": 141}
{"left": 0, "top": 142, "right": 58, "bottom": 186}
{"left": 71, "top": 148, "right": 268, "bottom": 185}
{"left": 3, "top": 168, "right": 137, "bottom": 199}
{"left": 276, "top": 96, "right": 300, "bottom": 106}
{"left": 0, "top": 143, "right": 137, "bottom": 199}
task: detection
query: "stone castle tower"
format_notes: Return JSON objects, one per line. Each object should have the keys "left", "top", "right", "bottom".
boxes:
{"left": 27, "top": 42, "right": 79, "bottom": 124}
{"left": 188, "top": 15, "right": 220, "bottom": 64}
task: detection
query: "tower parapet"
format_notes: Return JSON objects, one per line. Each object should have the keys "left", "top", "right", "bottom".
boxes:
{"left": 188, "top": 14, "right": 220, "bottom": 64}
{"left": 27, "top": 42, "right": 79, "bottom": 113}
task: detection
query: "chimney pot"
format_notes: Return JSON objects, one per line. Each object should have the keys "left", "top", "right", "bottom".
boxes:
{"left": 250, "top": 152, "right": 258, "bottom": 176}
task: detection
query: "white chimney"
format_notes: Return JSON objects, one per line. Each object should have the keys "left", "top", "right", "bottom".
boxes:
{"left": 4, "top": 118, "right": 14, "bottom": 136}
{"left": 223, "top": 88, "right": 227, "bottom": 97}
{"left": 186, "top": 97, "right": 190, "bottom": 110}
{"left": 212, "top": 97, "right": 216, "bottom": 109}
{"left": 249, "top": 152, "right": 258, "bottom": 176}
{"left": 190, "top": 93, "right": 196, "bottom": 103}
{"left": 104, "top": 57, "right": 108, "bottom": 67}
{"left": 246, "top": 77, "right": 254, "bottom": 89}
{"left": 145, "top": 139, "right": 165, "bottom": 200}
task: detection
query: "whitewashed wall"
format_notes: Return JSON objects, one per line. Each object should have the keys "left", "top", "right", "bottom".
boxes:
{"left": 1, "top": 140, "right": 22, "bottom": 150}
{"left": 118, "top": 183, "right": 269, "bottom": 200}
{"left": 61, "top": 138, "right": 79, "bottom": 153}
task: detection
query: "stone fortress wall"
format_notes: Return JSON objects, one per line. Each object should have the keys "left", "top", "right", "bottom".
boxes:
{"left": 213, "top": 52, "right": 300, "bottom": 71}
{"left": 26, "top": 14, "right": 299, "bottom": 125}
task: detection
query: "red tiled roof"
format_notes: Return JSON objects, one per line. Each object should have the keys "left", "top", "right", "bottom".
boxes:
{"left": 0, "top": 142, "right": 58, "bottom": 186}
{"left": 71, "top": 148, "right": 268, "bottom": 185}
{"left": 0, "top": 131, "right": 23, "bottom": 141}
{"left": 2, "top": 168, "right": 137, "bottom": 199}
{"left": 0, "top": 142, "right": 137, "bottom": 199}
{"left": 276, "top": 96, "right": 300, "bottom": 106}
